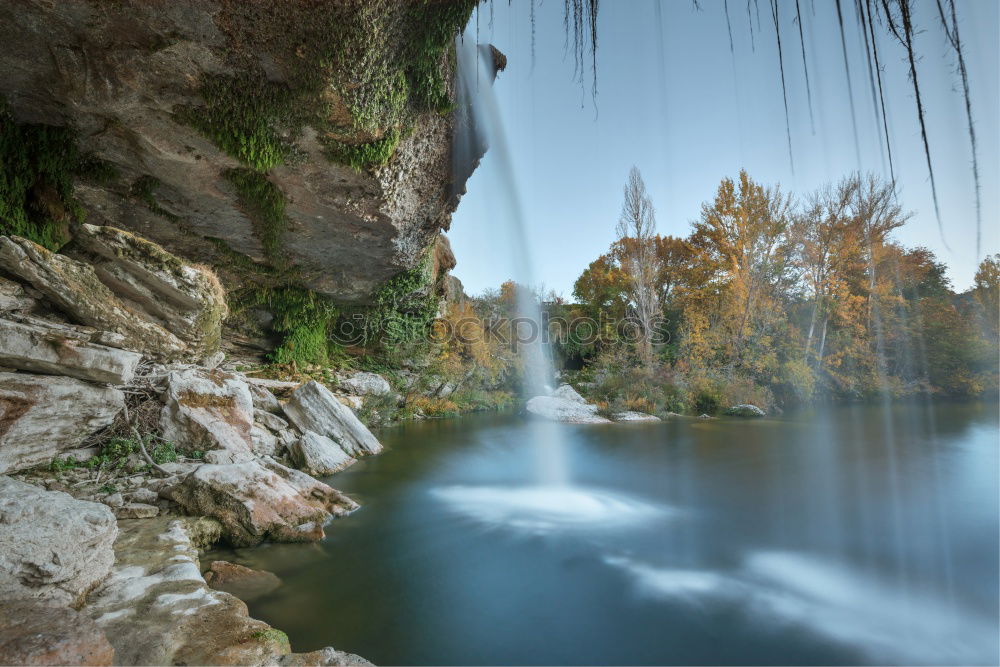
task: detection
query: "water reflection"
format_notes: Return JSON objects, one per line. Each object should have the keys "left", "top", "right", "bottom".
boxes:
{"left": 207, "top": 403, "right": 999, "bottom": 666}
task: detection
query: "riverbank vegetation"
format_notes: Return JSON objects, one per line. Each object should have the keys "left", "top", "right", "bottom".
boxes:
{"left": 550, "top": 169, "right": 998, "bottom": 416}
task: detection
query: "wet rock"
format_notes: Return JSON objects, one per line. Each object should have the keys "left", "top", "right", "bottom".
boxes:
{"left": 163, "top": 460, "right": 358, "bottom": 547}
{"left": 283, "top": 381, "right": 383, "bottom": 457}
{"left": 158, "top": 367, "right": 256, "bottom": 464}
{"left": 291, "top": 431, "right": 357, "bottom": 477}
{"left": 698, "top": 413, "right": 714, "bottom": 420}
{"left": 0, "top": 317, "right": 142, "bottom": 384}
{"left": 0, "top": 236, "right": 187, "bottom": 359}
{"left": 339, "top": 371, "right": 391, "bottom": 396}
{"left": 0, "top": 600, "right": 114, "bottom": 666}
{"left": 0, "top": 372, "right": 124, "bottom": 473}
{"left": 204, "top": 560, "right": 282, "bottom": 601}
{"left": 66, "top": 224, "right": 228, "bottom": 360}
{"left": 86, "top": 518, "right": 285, "bottom": 666}
{"left": 114, "top": 503, "right": 159, "bottom": 519}
{"left": 724, "top": 404, "right": 766, "bottom": 418}
{"left": 0, "top": 477, "right": 117, "bottom": 606}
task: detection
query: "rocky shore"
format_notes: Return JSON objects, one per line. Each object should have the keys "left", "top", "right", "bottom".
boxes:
{"left": 0, "top": 227, "right": 386, "bottom": 665}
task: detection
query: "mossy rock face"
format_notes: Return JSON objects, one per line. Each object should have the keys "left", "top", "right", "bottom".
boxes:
{"left": 0, "top": 1, "right": 481, "bottom": 310}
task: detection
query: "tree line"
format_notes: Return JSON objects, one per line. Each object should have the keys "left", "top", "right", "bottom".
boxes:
{"left": 555, "top": 168, "right": 997, "bottom": 413}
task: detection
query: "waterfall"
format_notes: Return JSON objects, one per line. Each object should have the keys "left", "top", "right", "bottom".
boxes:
{"left": 453, "top": 33, "right": 568, "bottom": 486}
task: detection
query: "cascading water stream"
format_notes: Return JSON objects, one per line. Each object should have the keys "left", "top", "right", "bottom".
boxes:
{"left": 453, "top": 32, "right": 569, "bottom": 487}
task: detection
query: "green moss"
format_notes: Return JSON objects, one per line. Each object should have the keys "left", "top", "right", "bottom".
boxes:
{"left": 0, "top": 103, "right": 87, "bottom": 249}
{"left": 239, "top": 287, "right": 339, "bottom": 367}
{"left": 177, "top": 73, "right": 299, "bottom": 172}
{"left": 323, "top": 129, "right": 402, "bottom": 172}
{"left": 249, "top": 629, "right": 290, "bottom": 653}
{"left": 182, "top": 1, "right": 477, "bottom": 172}
{"left": 356, "top": 261, "right": 439, "bottom": 349}
{"left": 224, "top": 168, "right": 288, "bottom": 263}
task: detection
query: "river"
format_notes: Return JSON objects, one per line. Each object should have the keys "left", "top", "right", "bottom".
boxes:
{"left": 208, "top": 402, "right": 999, "bottom": 665}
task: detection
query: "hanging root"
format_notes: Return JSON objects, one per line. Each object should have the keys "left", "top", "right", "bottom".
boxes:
{"left": 794, "top": 0, "right": 816, "bottom": 134}
{"left": 771, "top": 0, "right": 795, "bottom": 174}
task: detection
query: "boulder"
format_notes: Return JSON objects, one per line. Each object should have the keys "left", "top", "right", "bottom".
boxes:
{"left": 204, "top": 560, "right": 282, "bottom": 601}
{"left": 249, "top": 383, "right": 284, "bottom": 414}
{"left": 525, "top": 395, "right": 612, "bottom": 424}
{"left": 163, "top": 459, "right": 358, "bottom": 547}
{"left": 0, "top": 372, "right": 124, "bottom": 473}
{"left": 0, "top": 600, "right": 114, "bottom": 666}
{"left": 291, "top": 431, "right": 357, "bottom": 476}
{"left": 86, "top": 517, "right": 289, "bottom": 666}
{"left": 283, "top": 381, "right": 383, "bottom": 457}
{"left": 551, "top": 383, "right": 588, "bottom": 403}
{"left": 724, "top": 404, "right": 766, "bottom": 418}
{"left": 255, "top": 408, "right": 289, "bottom": 433}
{"left": 0, "top": 477, "right": 117, "bottom": 606}
{"left": 0, "top": 236, "right": 187, "bottom": 359}
{"left": 67, "top": 224, "right": 228, "bottom": 360}
{"left": 251, "top": 425, "right": 281, "bottom": 458}
{"left": 0, "top": 317, "right": 142, "bottom": 384}
{"left": 339, "top": 371, "right": 392, "bottom": 396}
{"left": 158, "top": 368, "right": 256, "bottom": 464}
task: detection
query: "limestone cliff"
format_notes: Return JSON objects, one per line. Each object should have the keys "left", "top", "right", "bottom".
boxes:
{"left": 0, "top": 0, "right": 478, "bottom": 308}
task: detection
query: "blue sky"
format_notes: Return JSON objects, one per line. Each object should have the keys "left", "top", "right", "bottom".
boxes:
{"left": 448, "top": 0, "right": 999, "bottom": 297}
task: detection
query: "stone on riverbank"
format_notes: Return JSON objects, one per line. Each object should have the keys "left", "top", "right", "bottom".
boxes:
{"left": 526, "top": 384, "right": 612, "bottom": 424}
{"left": 158, "top": 367, "right": 256, "bottom": 464}
{"left": 0, "top": 477, "right": 117, "bottom": 607}
{"left": 292, "top": 431, "right": 357, "bottom": 476}
{"left": 724, "top": 404, "right": 766, "bottom": 418}
{"left": 163, "top": 460, "right": 358, "bottom": 547}
{"left": 0, "top": 600, "right": 114, "bottom": 666}
{"left": 284, "top": 381, "right": 383, "bottom": 457}
{"left": 0, "top": 373, "right": 124, "bottom": 473}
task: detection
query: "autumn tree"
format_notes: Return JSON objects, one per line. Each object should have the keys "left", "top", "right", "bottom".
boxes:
{"left": 615, "top": 166, "right": 663, "bottom": 367}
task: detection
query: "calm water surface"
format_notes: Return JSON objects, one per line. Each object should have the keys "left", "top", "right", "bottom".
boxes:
{"left": 209, "top": 402, "right": 999, "bottom": 665}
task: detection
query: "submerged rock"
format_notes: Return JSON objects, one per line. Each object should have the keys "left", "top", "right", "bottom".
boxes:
{"left": 724, "top": 404, "right": 766, "bottom": 418}
{"left": 0, "top": 477, "right": 117, "bottom": 607}
{"left": 292, "top": 431, "right": 357, "bottom": 477}
{"left": 158, "top": 367, "right": 256, "bottom": 464}
{"left": 163, "top": 459, "right": 358, "bottom": 547}
{"left": 0, "top": 372, "right": 124, "bottom": 473}
{"left": 0, "top": 600, "right": 114, "bottom": 666}
{"left": 204, "top": 560, "right": 282, "bottom": 602}
{"left": 283, "top": 381, "right": 383, "bottom": 457}
{"left": 279, "top": 647, "right": 375, "bottom": 666}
